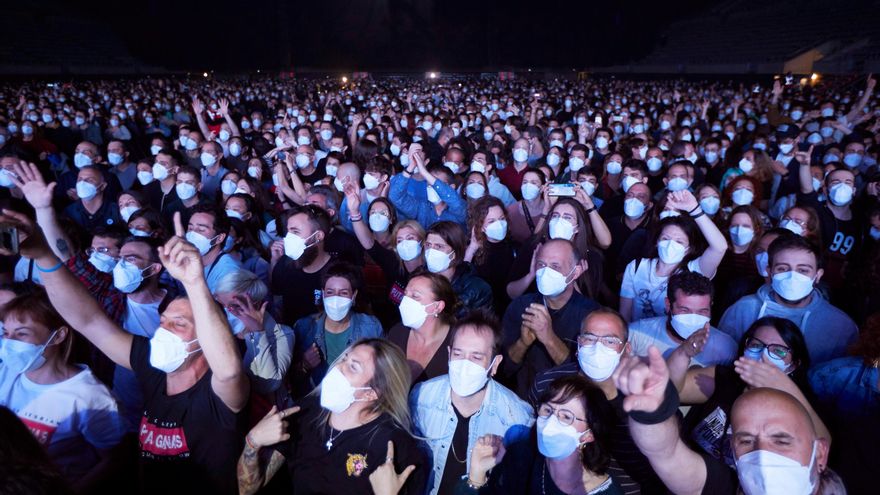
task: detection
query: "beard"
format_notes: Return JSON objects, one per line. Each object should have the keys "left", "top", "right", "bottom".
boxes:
{"left": 295, "top": 245, "right": 319, "bottom": 268}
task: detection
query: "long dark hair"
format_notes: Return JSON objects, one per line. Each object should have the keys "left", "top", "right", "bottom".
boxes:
{"left": 737, "top": 316, "right": 811, "bottom": 389}
{"left": 538, "top": 375, "right": 613, "bottom": 475}
{"left": 647, "top": 216, "right": 707, "bottom": 270}
{"left": 467, "top": 195, "right": 508, "bottom": 266}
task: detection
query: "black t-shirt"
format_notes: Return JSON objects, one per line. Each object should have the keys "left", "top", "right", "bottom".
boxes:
{"left": 325, "top": 228, "right": 365, "bottom": 266}
{"left": 699, "top": 451, "right": 738, "bottom": 495}
{"left": 283, "top": 397, "right": 427, "bottom": 495}
{"left": 797, "top": 191, "right": 862, "bottom": 291}
{"left": 474, "top": 239, "right": 516, "bottom": 315}
{"left": 271, "top": 257, "right": 327, "bottom": 324}
{"left": 130, "top": 336, "right": 245, "bottom": 495}
{"left": 438, "top": 405, "right": 471, "bottom": 495}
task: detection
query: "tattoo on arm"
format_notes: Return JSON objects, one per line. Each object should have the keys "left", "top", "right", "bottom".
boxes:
{"left": 237, "top": 446, "right": 285, "bottom": 495}
{"left": 56, "top": 239, "right": 69, "bottom": 254}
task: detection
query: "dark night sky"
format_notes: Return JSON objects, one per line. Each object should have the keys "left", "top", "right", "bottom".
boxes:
{"left": 49, "top": 0, "right": 716, "bottom": 71}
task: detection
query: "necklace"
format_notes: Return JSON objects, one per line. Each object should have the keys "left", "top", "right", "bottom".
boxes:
{"left": 449, "top": 443, "right": 466, "bottom": 464}
{"left": 325, "top": 427, "right": 343, "bottom": 451}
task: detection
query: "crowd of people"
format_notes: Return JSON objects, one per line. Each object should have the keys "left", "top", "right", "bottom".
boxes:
{"left": 0, "top": 73, "right": 878, "bottom": 495}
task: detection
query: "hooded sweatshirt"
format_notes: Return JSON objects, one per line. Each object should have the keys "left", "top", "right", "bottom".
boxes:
{"left": 718, "top": 284, "right": 857, "bottom": 364}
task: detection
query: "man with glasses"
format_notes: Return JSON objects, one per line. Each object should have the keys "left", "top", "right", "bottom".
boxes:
{"left": 529, "top": 308, "right": 666, "bottom": 494}
{"left": 411, "top": 309, "right": 533, "bottom": 495}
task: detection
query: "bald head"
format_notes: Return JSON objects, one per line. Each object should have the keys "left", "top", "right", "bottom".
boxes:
{"left": 730, "top": 388, "right": 825, "bottom": 469}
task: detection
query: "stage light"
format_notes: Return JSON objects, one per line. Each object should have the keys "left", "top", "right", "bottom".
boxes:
{"left": 810, "top": 73, "right": 819, "bottom": 81}
{"left": 342, "top": 76, "right": 348, "bottom": 83}
{"left": 428, "top": 72, "right": 437, "bottom": 79}
{"left": 202, "top": 72, "right": 208, "bottom": 78}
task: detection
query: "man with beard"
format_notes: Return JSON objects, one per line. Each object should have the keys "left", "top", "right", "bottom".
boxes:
{"left": 269, "top": 204, "right": 332, "bottom": 325}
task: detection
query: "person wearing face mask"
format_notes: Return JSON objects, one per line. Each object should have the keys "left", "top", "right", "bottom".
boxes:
{"left": 616, "top": 331, "right": 842, "bottom": 495}
{"left": 497, "top": 138, "right": 533, "bottom": 199}
{"left": 269, "top": 205, "right": 332, "bottom": 324}
{"left": 182, "top": 204, "right": 242, "bottom": 294}
{"left": 163, "top": 165, "right": 208, "bottom": 226}
{"left": 666, "top": 317, "right": 831, "bottom": 469}
{"left": 598, "top": 159, "right": 649, "bottom": 221}
{"left": 424, "top": 221, "right": 493, "bottom": 314}
{"left": 142, "top": 148, "right": 184, "bottom": 214}
{"left": 238, "top": 339, "right": 427, "bottom": 495}
{"left": 470, "top": 149, "right": 516, "bottom": 206}
{"left": 390, "top": 149, "right": 468, "bottom": 229}
{"left": 604, "top": 182, "right": 654, "bottom": 289}
{"left": 63, "top": 165, "right": 123, "bottom": 231}
{"left": 529, "top": 308, "right": 667, "bottom": 493}
{"left": 214, "top": 270, "right": 295, "bottom": 410}
{"left": 465, "top": 196, "right": 517, "bottom": 314}
{"left": 797, "top": 154, "right": 864, "bottom": 309}
{"left": 0, "top": 291, "right": 126, "bottom": 488}
{"left": 410, "top": 310, "right": 535, "bottom": 495}
{"left": 719, "top": 236, "right": 857, "bottom": 364}
{"left": 620, "top": 191, "right": 728, "bottom": 323}
{"left": 291, "top": 263, "right": 382, "bottom": 397}
{"left": 388, "top": 272, "right": 460, "bottom": 385}
{"left": 628, "top": 271, "right": 737, "bottom": 367}
{"left": 6, "top": 209, "right": 250, "bottom": 495}
{"left": 712, "top": 205, "right": 766, "bottom": 316}
{"left": 106, "top": 139, "right": 137, "bottom": 190}
{"left": 501, "top": 239, "right": 597, "bottom": 398}
{"left": 462, "top": 375, "right": 624, "bottom": 494}
{"left": 197, "top": 141, "right": 227, "bottom": 201}
{"left": 507, "top": 169, "right": 548, "bottom": 244}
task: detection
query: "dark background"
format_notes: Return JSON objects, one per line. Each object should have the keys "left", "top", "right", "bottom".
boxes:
{"left": 33, "top": 0, "right": 716, "bottom": 72}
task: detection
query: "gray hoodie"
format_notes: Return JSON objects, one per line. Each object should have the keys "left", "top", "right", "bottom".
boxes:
{"left": 718, "top": 284, "right": 857, "bottom": 365}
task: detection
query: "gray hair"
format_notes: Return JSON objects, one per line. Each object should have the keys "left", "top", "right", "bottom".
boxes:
{"left": 216, "top": 270, "right": 268, "bottom": 303}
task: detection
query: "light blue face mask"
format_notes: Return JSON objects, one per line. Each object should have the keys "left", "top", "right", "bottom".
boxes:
{"left": 225, "top": 308, "right": 246, "bottom": 335}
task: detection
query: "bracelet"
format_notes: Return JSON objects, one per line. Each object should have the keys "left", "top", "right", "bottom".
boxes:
{"left": 690, "top": 211, "right": 705, "bottom": 219}
{"left": 687, "top": 204, "right": 701, "bottom": 214}
{"left": 350, "top": 215, "right": 363, "bottom": 222}
{"left": 466, "top": 477, "right": 486, "bottom": 489}
{"left": 245, "top": 433, "right": 258, "bottom": 450}
{"left": 35, "top": 260, "right": 63, "bottom": 273}
{"left": 628, "top": 381, "right": 681, "bottom": 425}
{"left": 585, "top": 206, "right": 597, "bottom": 214}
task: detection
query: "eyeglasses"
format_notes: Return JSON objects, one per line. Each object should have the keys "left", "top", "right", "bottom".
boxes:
{"left": 577, "top": 333, "right": 624, "bottom": 348}
{"left": 745, "top": 337, "right": 791, "bottom": 360}
{"left": 86, "top": 247, "right": 117, "bottom": 257}
{"left": 537, "top": 404, "right": 587, "bottom": 427}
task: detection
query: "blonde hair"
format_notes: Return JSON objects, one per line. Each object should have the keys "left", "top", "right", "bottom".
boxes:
{"left": 314, "top": 338, "right": 413, "bottom": 434}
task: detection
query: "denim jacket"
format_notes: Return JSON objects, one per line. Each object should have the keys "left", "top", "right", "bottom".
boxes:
{"left": 410, "top": 375, "right": 535, "bottom": 495}
{"left": 292, "top": 312, "right": 383, "bottom": 392}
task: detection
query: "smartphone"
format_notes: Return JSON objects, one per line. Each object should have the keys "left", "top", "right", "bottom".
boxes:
{"left": 594, "top": 116, "right": 603, "bottom": 124}
{"left": 0, "top": 226, "right": 19, "bottom": 254}
{"left": 611, "top": 115, "right": 623, "bottom": 122}
{"left": 548, "top": 183, "right": 576, "bottom": 197}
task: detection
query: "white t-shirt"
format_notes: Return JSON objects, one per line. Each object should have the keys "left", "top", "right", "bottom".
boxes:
{"left": 13, "top": 257, "right": 42, "bottom": 285}
{"left": 628, "top": 316, "right": 738, "bottom": 367}
{"left": 0, "top": 364, "right": 125, "bottom": 481}
{"left": 620, "top": 257, "right": 704, "bottom": 322}
{"left": 123, "top": 295, "right": 163, "bottom": 338}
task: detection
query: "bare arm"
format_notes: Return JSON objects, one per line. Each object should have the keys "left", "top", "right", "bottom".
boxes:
{"left": 14, "top": 161, "right": 75, "bottom": 261}
{"left": 237, "top": 443, "right": 286, "bottom": 495}
{"left": 218, "top": 98, "right": 240, "bottom": 137}
{"left": 163, "top": 213, "right": 249, "bottom": 412}
{"left": 343, "top": 181, "right": 375, "bottom": 249}
{"left": 191, "top": 97, "right": 212, "bottom": 139}
{"left": 796, "top": 147, "right": 814, "bottom": 194}
{"left": 0, "top": 210, "right": 132, "bottom": 368}
{"left": 667, "top": 191, "right": 727, "bottom": 277}
{"left": 845, "top": 75, "right": 875, "bottom": 123}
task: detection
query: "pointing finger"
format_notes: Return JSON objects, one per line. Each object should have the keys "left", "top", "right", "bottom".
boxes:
{"left": 173, "top": 211, "right": 185, "bottom": 238}
{"left": 384, "top": 440, "right": 395, "bottom": 463}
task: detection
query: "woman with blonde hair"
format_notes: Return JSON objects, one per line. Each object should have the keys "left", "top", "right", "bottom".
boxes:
{"left": 238, "top": 338, "right": 426, "bottom": 495}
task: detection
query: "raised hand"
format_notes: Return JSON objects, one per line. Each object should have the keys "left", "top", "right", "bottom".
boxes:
{"left": 522, "top": 303, "right": 552, "bottom": 344}
{"left": 247, "top": 405, "right": 300, "bottom": 449}
{"left": 369, "top": 441, "right": 416, "bottom": 495}
{"left": 270, "top": 240, "right": 284, "bottom": 263}
{"left": 303, "top": 343, "right": 323, "bottom": 370}
{"left": 682, "top": 324, "right": 709, "bottom": 358}
{"left": 218, "top": 98, "right": 230, "bottom": 116}
{"left": 12, "top": 161, "right": 54, "bottom": 209}
{"left": 733, "top": 354, "right": 794, "bottom": 392}
{"left": 159, "top": 212, "right": 204, "bottom": 286}
{"left": 794, "top": 144, "right": 814, "bottom": 167}
{"left": 666, "top": 190, "right": 698, "bottom": 212}
{"left": 192, "top": 96, "right": 204, "bottom": 115}
{"left": 229, "top": 294, "right": 268, "bottom": 333}
{"left": 343, "top": 180, "right": 361, "bottom": 213}
{"left": 0, "top": 208, "right": 52, "bottom": 260}
{"left": 613, "top": 346, "right": 670, "bottom": 413}
{"left": 468, "top": 434, "right": 506, "bottom": 484}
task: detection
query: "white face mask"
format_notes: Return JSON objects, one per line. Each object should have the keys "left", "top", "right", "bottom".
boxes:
{"left": 484, "top": 219, "right": 508, "bottom": 241}
{"left": 657, "top": 239, "right": 687, "bottom": 264}
{"left": 176, "top": 183, "right": 197, "bottom": 201}
{"left": 577, "top": 342, "right": 622, "bottom": 381}
{"left": 425, "top": 248, "right": 454, "bottom": 273}
{"left": 89, "top": 250, "right": 118, "bottom": 273}
{"left": 780, "top": 219, "right": 804, "bottom": 236}
{"left": 426, "top": 185, "right": 442, "bottom": 204}
{"left": 363, "top": 173, "right": 381, "bottom": 190}
{"left": 113, "top": 259, "right": 150, "bottom": 294}
{"left": 368, "top": 212, "right": 391, "bottom": 232}
{"left": 150, "top": 145, "right": 162, "bottom": 156}
{"left": 448, "top": 357, "right": 496, "bottom": 397}
{"left": 152, "top": 163, "right": 170, "bottom": 180}
{"left": 772, "top": 270, "right": 815, "bottom": 301}
{"left": 670, "top": 313, "right": 710, "bottom": 339}
{"left": 149, "top": 327, "right": 200, "bottom": 373}
{"left": 466, "top": 183, "right": 486, "bottom": 199}
{"left": 76, "top": 181, "right": 99, "bottom": 200}
{"left": 699, "top": 196, "right": 721, "bottom": 215}
{"left": 200, "top": 152, "right": 217, "bottom": 167}
{"left": 284, "top": 231, "right": 316, "bottom": 260}
{"left": 624, "top": 198, "right": 646, "bottom": 218}
{"left": 548, "top": 217, "right": 575, "bottom": 240}
{"left": 536, "top": 266, "right": 574, "bottom": 297}
{"left": 295, "top": 153, "right": 311, "bottom": 168}
{"left": 739, "top": 158, "right": 754, "bottom": 173}
{"left": 606, "top": 160, "right": 622, "bottom": 174}
{"left": 732, "top": 188, "right": 754, "bottom": 206}
{"left": 513, "top": 148, "right": 529, "bottom": 162}
{"left": 74, "top": 152, "right": 93, "bottom": 168}
{"left": 828, "top": 183, "right": 854, "bottom": 206}
{"left": 0, "top": 330, "right": 58, "bottom": 374}
{"left": 396, "top": 240, "right": 422, "bottom": 261}
{"left": 323, "top": 295, "right": 353, "bottom": 322}
{"left": 399, "top": 295, "right": 434, "bottom": 328}
{"left": 186, "top": 231, "right": 217, "bottom": 256}
{"left": 755, "top": 252, "right": 770, "bottom": 277}
{"left": 729, "top": 225, "right": 755, "bottom": 246}
{"left": 221, "top": 179, "right": 238, "bottom": 196}
{"left": 647, "top": 157, "right": 663, "bottom": 172}
{"left": 666, "top": 177, "right": 689, "bottom": 192}
{"left": 736, "top": 442, "right": 817, "bottom": 495}
{"left": 521, "top": 183, "right": 540, "bottom": 201}
{"left": 319, "top": 366, "right": 371, "bottom": 414}
{"left": 108, "top": 152, "right": 124, "bottom": 166}
{"left": 537, "top": 415, "right": 585, "bottom": 460}
{"left": 621, "top": 175, "right": 640, "bottom": 193}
